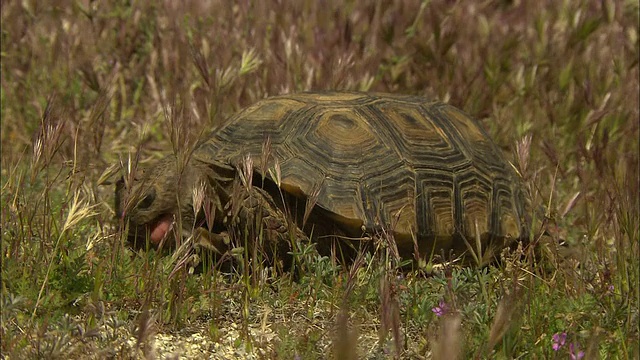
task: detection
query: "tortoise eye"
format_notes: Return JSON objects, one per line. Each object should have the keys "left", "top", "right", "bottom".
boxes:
{"left": 138, "top": 189, "right": 156, "bottom": 209}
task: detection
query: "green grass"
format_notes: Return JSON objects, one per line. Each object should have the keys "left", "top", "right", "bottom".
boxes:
{"left": 1, "top": 0, "right": 638, "bottom": 358}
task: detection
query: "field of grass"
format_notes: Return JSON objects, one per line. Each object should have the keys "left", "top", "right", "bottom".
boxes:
{"left": 1, "top": 0, "right": 638, "bottom": 358}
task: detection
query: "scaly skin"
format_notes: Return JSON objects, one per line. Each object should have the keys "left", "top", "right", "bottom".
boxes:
{"left": 115, "top": 156, "right": 220, "bottom": 248}
{"left": 115, "top": 155, "right": 307, "bottom": 262}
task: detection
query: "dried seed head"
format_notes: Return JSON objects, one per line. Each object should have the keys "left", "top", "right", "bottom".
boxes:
{"left": 239, "top": 48, "right": 263, "bottom": 76}
{"left": 192, "top": 180, "right": 206, "bottom": 218}
{"left": 63, "top": 191, "right": 97, "bottom": 234}
{"left": 32, "top": 137, "right": 43, "bottom": 171}
{"left": 378, "top": 273, "right": 402, "bottom": 356}
{"left": 561, "top": 191, "right": 581, "bottom": 218}
{"left": 269, "top": 159, "right": 282, "bottom": 188}
{"left": 516, "top": 134, "right": 532, "bottom": 177}
{"left": 31, "top": 105, "right": 64, "bottom": 181}
{"left": 433, "top": 313, "right": 462, "bottom": 360}
{"left": 303, "top": 181, "right": 322, "bottom": 228}
{"left": 260, "top": 136, "right": 272, "bottom": 182}
{"left": 240, "top": 154, "right": 254, "bottom": 191}
{"left": 487, "top": 289, "right": 521, "bottom": 351}
{"left": 333, "top": 307, "right": 358, "bottom": 360}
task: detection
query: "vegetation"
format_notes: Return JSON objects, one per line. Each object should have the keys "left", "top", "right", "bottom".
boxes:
{"left": 1, "top": 0, "right": 638, "bottom": 358}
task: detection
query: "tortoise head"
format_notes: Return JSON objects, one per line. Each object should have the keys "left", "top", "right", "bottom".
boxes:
{"left": 115, "top": 155, "right": 234, "bottom": 248}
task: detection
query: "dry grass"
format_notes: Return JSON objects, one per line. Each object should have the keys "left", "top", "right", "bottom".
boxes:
{"left": 1, "top": 0, "right": 638, "bottom": 358}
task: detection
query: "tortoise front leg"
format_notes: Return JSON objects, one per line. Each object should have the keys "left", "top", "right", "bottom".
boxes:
{"left": 226, "top": 185, "right": 309, "bottom": 268}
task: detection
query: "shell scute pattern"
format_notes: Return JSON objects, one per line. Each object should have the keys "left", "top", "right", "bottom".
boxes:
{"left": 194, "top": 92, "right": 527, "bottom": 255}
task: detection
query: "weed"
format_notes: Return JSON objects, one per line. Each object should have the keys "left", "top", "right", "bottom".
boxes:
{"left": 1, "top": 0, "right": 638, "bottom": 358}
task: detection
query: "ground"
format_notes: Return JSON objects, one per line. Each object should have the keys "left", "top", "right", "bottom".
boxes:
{"left": 1, "top": 1, "right": 638, "bottom": 359}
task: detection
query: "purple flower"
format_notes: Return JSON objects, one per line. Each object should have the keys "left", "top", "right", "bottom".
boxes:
{"left": 432, "top": 300, "right": 449, "bottom": 317}
{"left": 569, "top": 343, "right": 585, "bottom": 360}
{"left": 552, "top": 332, "right": 567, "bottom": 351}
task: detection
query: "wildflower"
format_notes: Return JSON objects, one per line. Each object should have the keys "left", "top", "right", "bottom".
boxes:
{"left": 552, "top": 332, "right": 567, "bottom": 351}
{"left": 569, "top": 343, "right": 585, "bottom": 360}
{"left": 432, "top": 300, "right": 449, "bottom": 317}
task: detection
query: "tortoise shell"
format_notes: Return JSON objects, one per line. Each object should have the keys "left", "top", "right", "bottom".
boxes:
{"left": 193, "top": 91, "right": 528, "bottom": 260}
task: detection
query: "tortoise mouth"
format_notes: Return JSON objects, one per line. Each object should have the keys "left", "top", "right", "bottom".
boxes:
{"left": 126, "top": 214, "right": 174, "bottom": 248}
{"left": 148, "top": 214, "right": 174, "bottom": 245}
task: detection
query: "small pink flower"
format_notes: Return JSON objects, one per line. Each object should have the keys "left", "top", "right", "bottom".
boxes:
{"left": 552, "top": 332, "right": 567, "bottom": 351}
{"left": 432, "top": 300, "right": 449, "bottom": 317}
{"left": 569, "top": 343, "right": 585, "bottom": 360}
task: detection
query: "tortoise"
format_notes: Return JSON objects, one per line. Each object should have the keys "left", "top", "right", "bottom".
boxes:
{"left": 116, "top": 91, "right": 529, "bottom": 265}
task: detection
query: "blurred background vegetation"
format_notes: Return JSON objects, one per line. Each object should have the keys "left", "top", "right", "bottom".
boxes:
{"left": 1, "top": 0, "right": 638, "bottom": 358}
